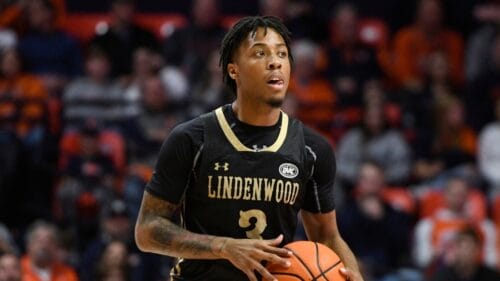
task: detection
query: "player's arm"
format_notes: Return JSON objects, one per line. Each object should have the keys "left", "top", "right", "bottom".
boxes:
{"left": 135, "top": 191, "right": 291, "bottom": 281}
{"left": 301, "top": 128, "right": 364, "bottom": 281}
{"left": 301, "top": 210, "right": 364, "bottom": 281}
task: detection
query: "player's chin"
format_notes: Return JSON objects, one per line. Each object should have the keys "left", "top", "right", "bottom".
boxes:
{"left": 265, "top": 96, "right": 285, "bottom": 108}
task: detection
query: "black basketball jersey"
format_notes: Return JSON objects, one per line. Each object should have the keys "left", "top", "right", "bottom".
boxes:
{"left": 171, "top": 107, "right": 315, "bottom": 281}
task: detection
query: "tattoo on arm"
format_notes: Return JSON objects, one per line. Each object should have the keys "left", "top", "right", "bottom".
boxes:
{"left": 136, "top": 191, "right": 223, "bottom": 259}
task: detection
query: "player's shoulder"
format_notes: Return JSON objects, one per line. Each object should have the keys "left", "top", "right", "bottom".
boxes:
{"left": 301, "top": 124, "right": 333, "bottom": 154}
{"left": 168, "top": 115, "right": 206, "bottom": 146}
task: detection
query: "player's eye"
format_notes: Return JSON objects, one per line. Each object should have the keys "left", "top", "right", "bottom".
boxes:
{"left": 255, "top": 50, "right": 265, "bottom": 57}
{"left": 278, "top": 50, "right": 288, "bottom": 58}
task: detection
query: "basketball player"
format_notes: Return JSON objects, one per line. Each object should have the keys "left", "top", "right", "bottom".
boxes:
{"left": 135, "top": 16, "right": 363, "bottom": 281}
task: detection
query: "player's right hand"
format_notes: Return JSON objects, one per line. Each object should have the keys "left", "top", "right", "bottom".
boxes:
{"left": 217, "top": 234, "right": 292, "bottom": 281}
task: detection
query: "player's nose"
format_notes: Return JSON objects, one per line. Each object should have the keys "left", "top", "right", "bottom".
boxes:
{"left": 267, "top": 56, "right": 282, "bottom": 70}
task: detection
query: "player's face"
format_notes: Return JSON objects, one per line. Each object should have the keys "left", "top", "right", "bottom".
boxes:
{"left": 229, "top": 27, "right": 291, "bottom": 108}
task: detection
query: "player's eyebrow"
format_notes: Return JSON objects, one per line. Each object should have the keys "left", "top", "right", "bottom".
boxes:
{"left": 250, "top": 42, "right": 287, "bottom": 48}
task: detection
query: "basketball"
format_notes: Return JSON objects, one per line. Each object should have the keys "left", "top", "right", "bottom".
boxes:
{"left": 267, "top": 241, "right": 345, "bottom": 281}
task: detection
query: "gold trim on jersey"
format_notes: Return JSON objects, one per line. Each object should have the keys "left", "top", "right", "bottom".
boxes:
{"left": 214, "top": 107, "right": 288, "bottom": 152}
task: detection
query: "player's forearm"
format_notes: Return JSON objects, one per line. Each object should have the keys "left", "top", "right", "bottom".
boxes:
{"left": 324, "top": 236, "right": 361, "bottom": 275}
{"left": 134, "top": 191, "right": 227, "bottom": 259}
{"left": 135, "top": 214, "right": 227, "bottom": 259}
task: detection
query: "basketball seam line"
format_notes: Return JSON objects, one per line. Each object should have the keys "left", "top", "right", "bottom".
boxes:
{"left": 284, "top": 246, "right": 315, "bottom": 279}
{"left": 315, "top": 242, "right": 329, "bottom": 281}
{"left": 317, "top": 260, "right": 342, "bottom": 278}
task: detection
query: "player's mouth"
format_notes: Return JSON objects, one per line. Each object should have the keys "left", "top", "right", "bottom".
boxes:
{"left": 266, "top": 75, "right": 285, "bottom": 91}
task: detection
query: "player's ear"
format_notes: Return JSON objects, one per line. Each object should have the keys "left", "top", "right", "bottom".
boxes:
{"left": 227, "top": 63, "right": 238, "bottom": 80}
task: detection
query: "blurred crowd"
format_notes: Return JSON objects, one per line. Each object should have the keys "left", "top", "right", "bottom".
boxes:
{"left": 0, "top": 0, "right": 499, "bottom": 280}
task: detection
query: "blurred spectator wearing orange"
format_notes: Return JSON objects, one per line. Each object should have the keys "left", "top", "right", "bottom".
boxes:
{"left": 288, "top": 40, "right": 336, "bottom": 142}
{"left": 0, "top": 48, "right": 47, "bottom": 101}
{"left": 56, "top": 124, "right": 117, "bottom": 227}
{"left": 432, "top": 96, "right": 476, "bottom": 170}
{"left": 0, "top": 0, "right": 65, "bottom": 34}
{"left": 391, "top": 0, "right": 463, "bottom": 90}
{"left": 21, "top": 221, "right": 78, "bottom": 281}
{"left": 413, "top": 177, "right": 497, "bottom": 270}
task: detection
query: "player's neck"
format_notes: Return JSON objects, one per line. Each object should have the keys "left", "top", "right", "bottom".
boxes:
{"left": 231, "top": 99, "right": 281, "bottom": 126}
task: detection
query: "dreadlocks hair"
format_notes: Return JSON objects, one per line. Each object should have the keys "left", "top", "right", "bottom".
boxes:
{"left": 219, "top": 16, "right": 293, "bottom": 95}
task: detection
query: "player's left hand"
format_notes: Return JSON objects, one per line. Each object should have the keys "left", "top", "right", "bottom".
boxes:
{"left": 340, "top": 267, "right": 364, "bottom": 281}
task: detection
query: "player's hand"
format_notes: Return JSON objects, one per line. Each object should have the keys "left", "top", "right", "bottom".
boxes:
{"left": 218, "top": 234, "right": 292, "bottom": 281}
{"left": 340, "top": 267, "right": 364, "bottom": 281}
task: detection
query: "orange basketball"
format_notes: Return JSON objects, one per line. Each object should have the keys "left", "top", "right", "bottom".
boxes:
{"left": 267, "top": 241, "right": 345, "bottom": 281}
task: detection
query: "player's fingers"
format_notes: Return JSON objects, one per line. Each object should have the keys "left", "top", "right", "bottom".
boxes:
{"left": 340, "top": 267, "right": 352, "bottom": 280}
{"left": 253, "top": 261, "right": 277, "bottom": 281}
{"left": 260, "top": 252, "right": 291, "bottom": 268}
{"left": 241, "top": 267, "right": 259, "bottom": 281}
{"left": 260, "top": 243, "right": 293, "bottom": 257}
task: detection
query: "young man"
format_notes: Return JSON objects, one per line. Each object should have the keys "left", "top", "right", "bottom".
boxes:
{"left": 135, "top": 16, "right": 363, "bottom": 281}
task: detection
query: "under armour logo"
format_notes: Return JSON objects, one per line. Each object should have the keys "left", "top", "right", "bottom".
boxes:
{"left": 214, "top": 162, "right": 229, "bottom": 171}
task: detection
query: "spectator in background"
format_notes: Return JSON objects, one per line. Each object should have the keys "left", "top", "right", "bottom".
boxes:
{"left": 122, "top": 75, "right": 180, "bottom": 224}
{"left": 391, "top": 0, "right": 463, "bottom": 91}
{"left": 0, "top": 48, "right": 47, "bottom": 102}
{"left": 465, "top": 0, "right": 500, "bottom": 84}
{"left": 338, "top": 162, "right": 412, "bottom": 280}
{"left": 0, "top": 0, "right": 66, "bottom": 34}
{"left": 21, "top": 221, "right": 79, "bottom": 281}
{"left": 401, "top": 52, "right": 456, "bottom": 182}
{"left": 0, "top": 48, "right": 57, "bottom": 226}
{"left": 336, "top": 102, "right": 411, "bottom": 186}
{"left": 95, "top": 241, "right": 130, "bottom": 281}
{"left": 126, "top": 75, "right": 178, "bottom": 164}
{"left": 478, "top": 98, "right": 500, "bottom": 197}
{"left": 259, "top": 0, "right": 328, "bottom": 44}
{"left": 413, "top": 177, "right": 497, "bottom": 270}
{"left": 0, "top": 224, "right": 17, "bottom": 255}
{"left": 81, "top": 201, "right": 130, "bottom": 281}
{"left": 17, "top": 0, "right": 81, "bottom": 95}
{"left": 0, "top": 104, "right": 22, "bottom": 226}
{"left": 57, "top": 124, "right": 117, "bottom": 224}
{"left": 163, "top": 0, "right": 225, "bottom": 84}
{"left": 287, "top": 40, "right": 336, "bottom": 142}
{"left": 432, "top": 96, "right": 476, "bottom": 171}
{"left": 0, "top": 252, "right": 21, "bottom": 281}
{"left": 430, "top": 227, "right": 500, "bottom": 281}
{"left": 80, "top": 199, "right": 165, "bottom": 281}
{"left": 90, "top": 0, "right": 160, "bottom": 78}
{"left": 188, "top": 49, "right": 231, "bottom": 118}
{"left": 327, "top": 3, "right": 382, "bottom": 109}
{"left": 63, "top": 48, "right": 132, "bottom": 128}
{"left": 119, "top": 47, "right": 161, "bottom": 121}
{"left": 466, "top": 32, "right": 500, "bottom": 132}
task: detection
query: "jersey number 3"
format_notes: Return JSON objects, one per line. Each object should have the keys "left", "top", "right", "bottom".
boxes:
{"left": 238, "top": 209, "right": 267, "bottom": 239}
